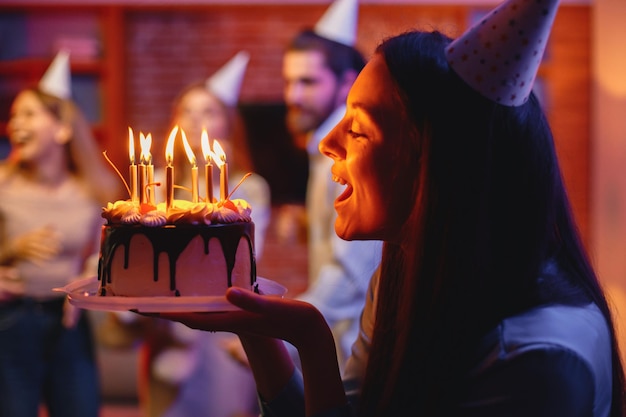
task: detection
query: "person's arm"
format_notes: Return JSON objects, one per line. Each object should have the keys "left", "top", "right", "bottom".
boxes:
{"left": 163, "top": 287, "right": 348, "bottom": 417}
{"left": 299, "top": 238, "right": 381, "bottom": 327}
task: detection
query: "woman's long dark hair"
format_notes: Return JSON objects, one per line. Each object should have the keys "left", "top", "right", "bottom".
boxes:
{"left": 357, "top": 30, "right": 625, "bottom": 417}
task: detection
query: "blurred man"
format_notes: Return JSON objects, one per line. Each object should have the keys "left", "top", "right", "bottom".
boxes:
{"left": 282, "top": 0, "right": 382, "bottom": 370}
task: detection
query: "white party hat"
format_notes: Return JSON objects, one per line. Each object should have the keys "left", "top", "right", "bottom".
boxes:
{"left": 314, "top": 0, "right": 358, "bottom": 47}
{"left": 205, "top": 51, "right": 250, "bottom": 107}
{"left": 446, "top": 0, "right": 560, "bottom": 106}
{"left": 39, "top": 50, "right": 72, "bottom": 99}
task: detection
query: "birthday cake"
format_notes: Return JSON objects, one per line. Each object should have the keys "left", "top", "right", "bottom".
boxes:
{"left": 98, "top": 199, "right": 256, "bottom": 297}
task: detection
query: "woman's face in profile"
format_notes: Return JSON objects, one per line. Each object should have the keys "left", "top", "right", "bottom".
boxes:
{"left": 320, "top": 54, "right": 414, "bottom": 242}
{"left": 176, "top": 87, "right": 229, "bottom": 150}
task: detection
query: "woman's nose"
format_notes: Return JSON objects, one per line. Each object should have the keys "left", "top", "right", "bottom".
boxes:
{"left": 319, "top": 124, "right": 344, "bottom": 160}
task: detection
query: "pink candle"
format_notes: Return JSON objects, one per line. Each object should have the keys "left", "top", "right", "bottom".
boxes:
{"left": 145, "top": 133, "right": 155, "bottom": 205}
{"left": 147, "top": 163, "right": 155, "bottom": 205}
{"left": 165, "top": 126, "right": 179, "bottom": 212}
{"left": 128, "top": 127, "right": 138, "bottom": 203}
{"left": 220, "top": 160, "right": 228, "bottom": 202}
{"left": 166, "top": 164, "right": 174, "bottom": 212}
{"left": 204, "top": 164, "right": 213, "bottom": 203}
{"left": 200, "top": 129, "right": 214, "bottom": 203}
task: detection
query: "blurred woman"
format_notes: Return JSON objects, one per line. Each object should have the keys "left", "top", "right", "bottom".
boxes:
{"left": 0, "top": 52, "right": 119, "bottom": 417}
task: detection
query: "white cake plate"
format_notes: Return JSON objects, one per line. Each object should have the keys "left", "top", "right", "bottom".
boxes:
{"left": 54, "top": 276, "right": 287, "bottom": 313}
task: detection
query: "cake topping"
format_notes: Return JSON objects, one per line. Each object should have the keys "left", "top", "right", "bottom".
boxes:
{"left": 163, "top": 200, "right": 213, "bottom": 225}
{"left": 139, "top": 209, "right": 167, "bottom": 227}
{"left": 213, "top": 199, "right": 251, "bottom": 223}
{"left": 102, "top": 198, "right": 252, "bottom": 226}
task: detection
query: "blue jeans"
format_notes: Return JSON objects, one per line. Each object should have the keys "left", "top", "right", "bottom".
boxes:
{"left": 0, "top": 297, "right": 100, "bottom": 417}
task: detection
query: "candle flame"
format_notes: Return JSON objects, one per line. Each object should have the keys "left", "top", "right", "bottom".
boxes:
{"left": 165, "top": 125, "right": 179, "bottom": 166}
{"left": 139, "top": 132, "right": 152, "bottom": 164}
{"left": 146, "top": 133, "right": 153, "bottom": 164}
{"left": 211, "top": 139, "right": 226, "bottom": 167}
{"left": 200, "top": 129, "right": 212, "bottom": 163}
{"left": 128, "top": 127, "right": 135, "bottom": 164}
{"left": 180, "top": 129, "right": 197, "bottom": 167}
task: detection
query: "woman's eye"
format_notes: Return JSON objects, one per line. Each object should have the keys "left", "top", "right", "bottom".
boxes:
{"left": 348, "top": 129, "right": 364, "bottom": 138}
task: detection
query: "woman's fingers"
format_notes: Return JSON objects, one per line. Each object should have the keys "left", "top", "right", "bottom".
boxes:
{"left": 161, "top": 288, "right": 326, "bottom": 347}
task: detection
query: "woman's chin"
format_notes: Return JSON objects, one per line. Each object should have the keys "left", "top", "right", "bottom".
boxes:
{"left": 334, "top": 221, "right": 355, "bottom": 241}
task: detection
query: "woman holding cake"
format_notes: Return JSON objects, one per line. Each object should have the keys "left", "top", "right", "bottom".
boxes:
{"left": 0, "top": 51, "right": 119, "bottom": 417}
{"left": 162, "top": 1, "right": 626, "bottom": 416}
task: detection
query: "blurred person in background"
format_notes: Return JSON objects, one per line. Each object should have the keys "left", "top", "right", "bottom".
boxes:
{"left": 0, "top": 51, "right": 119, "bottom": 417}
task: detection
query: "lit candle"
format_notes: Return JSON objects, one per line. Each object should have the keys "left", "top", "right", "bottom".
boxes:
{"left": 200, "top": 129, "right": 214, "bottom": 203}
{"left": 138, "top": 132, "right": 148, "bottom": 204}
{"left": 128, "top": 127, "right": 138, "bottom": 203}
{"left": 180, "top": 129, "right": 198, "bottom": 203}
{"left": 145, "top": 133, "right": 155, "bottom": 205}
{"left": 165, "top": 126, "right": 178, "bottom": 212}
{"left": 212, "top": 139, "right": 228, "bottom": 201}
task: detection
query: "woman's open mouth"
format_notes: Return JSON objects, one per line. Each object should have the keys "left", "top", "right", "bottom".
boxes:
{"left": 332, "top": 175, "right": 352, "bottom": 203}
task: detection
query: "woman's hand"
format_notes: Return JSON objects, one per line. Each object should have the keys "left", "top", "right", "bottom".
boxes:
{"left": 2, "top": 226, "right": 61, "bottom": 265}
{"left": 163, "top": 286, "right": 327, "bottom": 348}
{"left": 162, "top": 287, "right": 347, "bottom": 416}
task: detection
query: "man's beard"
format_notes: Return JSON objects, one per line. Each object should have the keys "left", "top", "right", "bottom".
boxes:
{"left": 285, "top": 94, "right": 339, "bottom": 137}
{"left": 285, "top": 106, "right": 323, "bottom": 136}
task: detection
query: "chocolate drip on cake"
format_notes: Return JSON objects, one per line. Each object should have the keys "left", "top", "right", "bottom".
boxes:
{"left": 98, "top": 222, "right": 255, "bottom": 295}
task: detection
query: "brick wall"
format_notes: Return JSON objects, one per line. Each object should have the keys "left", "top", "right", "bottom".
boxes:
{"left": 123, "top": 4, "right": 468, "bottom": 152}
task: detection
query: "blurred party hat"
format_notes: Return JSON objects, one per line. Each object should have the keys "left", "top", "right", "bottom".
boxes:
{"left": 206, "top": 51, "right": 250, "bottom": 107}
{"left": 314, "top": 0, "right": 358, "bottom": 47}
{"left": 39, "top": 49, "right": 71, "bottom": 99}
{"left": 446, "top": 0, "right": 560, "bottom": 106}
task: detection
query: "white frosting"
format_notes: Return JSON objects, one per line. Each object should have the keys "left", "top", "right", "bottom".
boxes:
{"left": 160, "top": 200, "right": 214, "bottom": 225}
{"left": 102, "top": 198, "right": 251, "bottom": 226}
{"left": 139, "top": 210, "right": 167, "bottom": 227}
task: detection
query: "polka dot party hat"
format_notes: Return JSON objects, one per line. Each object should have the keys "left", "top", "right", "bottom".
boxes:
{"left": 446, "top": 0, "right": 560, "bottom": 107}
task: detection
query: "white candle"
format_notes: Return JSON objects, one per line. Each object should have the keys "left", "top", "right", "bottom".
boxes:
{"left": 191, "top": 166, "right": 198, "bottom": 203}
{"left": 128, "top": 127, "right": 138, "bottom": 203}
{"left": 138, "top": 162, "right": 147, "bottom": 204}
{"left": 165, "top": 126, "right": 179, "bottom": 212}
{"left": 212, "top": 139, "right": 228, "bottom": 201}
{"left": 200, "top": 129, "right": 213, "bottom": 203}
